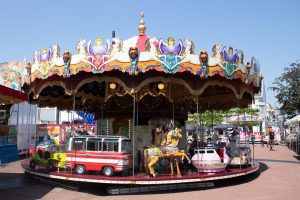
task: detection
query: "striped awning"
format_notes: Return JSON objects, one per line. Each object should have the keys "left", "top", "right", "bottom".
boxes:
{"left": 0, "top": 84, "right": 28, "bottom": 105}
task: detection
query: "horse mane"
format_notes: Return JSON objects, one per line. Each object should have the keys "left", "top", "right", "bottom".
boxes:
{"left": 145, "top": 37, "right": 157, "bottom": 52}
{"left": 188, "top": 41, "right": 195, "bottom": 54}
{"left": 76, "top": 41, "right": 86, "bottom": 54}
{"left": 110, "top": 38, "right": 123, "bottom": 54}
{"left": 76, "top": 41, "right": 81, "bottom": 53}
{"left": 238, "top": 50, "right": 244, "bottom": 64}
{"left": 53, "top": 45, "right": 60, "bottom": 58}
{"left": 145, "top": 38, "right": 151, "bottom": 52}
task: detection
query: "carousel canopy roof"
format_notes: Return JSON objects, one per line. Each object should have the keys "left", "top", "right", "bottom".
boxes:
{"left": 19, "top": 13, "right": 262, "bottom": 119}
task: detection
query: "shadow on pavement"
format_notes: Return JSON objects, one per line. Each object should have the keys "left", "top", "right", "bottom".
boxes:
{"left": 293, "top": 155, "right": 300, "bottom": 161}
{"left": 213, "top": 166, "right": 262, "bottom": 189}
{"left": 258, "top": 159, "right": 300, "bottom": 164}
{"left": 0, "top": 172, "right": 55, "bottom": 200}
{"left": 259, "top": 162, "right": 269, "bottom": 173}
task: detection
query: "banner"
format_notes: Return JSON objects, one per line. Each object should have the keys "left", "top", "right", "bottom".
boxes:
{"left": 63, "top": 124, "right": 96, "bottom": 139}
{"left": 36, "top": 124, "right": 62, "bottom": 145}
{"left": 266, "top": 122, "right": 281, "bottom": 127}
{"left": 36, "top": 124, "right": 96, "bottom": 145}
{"left": 0, "top": 144, "right": 19, "bottom": 164}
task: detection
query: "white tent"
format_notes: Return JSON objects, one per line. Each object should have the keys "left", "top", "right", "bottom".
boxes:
{"left": 285, "top": 115, "right": 300, "bottom": 125}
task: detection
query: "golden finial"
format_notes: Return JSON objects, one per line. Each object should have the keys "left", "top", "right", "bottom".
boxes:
{"left": 138, "top": 12, "right": 146, "bottom": 35}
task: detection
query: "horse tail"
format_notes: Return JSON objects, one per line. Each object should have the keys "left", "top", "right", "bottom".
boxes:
{"left": 144, "top": 149, "right": 149, "bottom": 174}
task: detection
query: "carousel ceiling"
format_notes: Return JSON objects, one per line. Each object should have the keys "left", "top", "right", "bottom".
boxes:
{"left": 21, "top": 13, "right": 263, "bottom": 119}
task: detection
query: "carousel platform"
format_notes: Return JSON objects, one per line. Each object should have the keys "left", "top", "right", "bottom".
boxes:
{"left": 21, "top": 159, "right": 259, "bottom": 185}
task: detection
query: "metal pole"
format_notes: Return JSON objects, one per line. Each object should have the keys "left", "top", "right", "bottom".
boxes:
{"left": 297, "top": 128, "right": 299, "bottom": 155}
{"left": 253, "top": 139, "right": 255, "bottom": 166}
{"left": 26, "top": 104, "right": 31, "bottom": 160}
{"left": 239, "top": 130, "right": 241, "bottom": 170}
{"left": 100, "top": 104, "right": 104, "bottom": 135}
{"left": 72, "top": 94, "right": 75, "bottom": 124}
{"left": 297, "top": 124, "right": 300, "bottom": 155}
{"left": 132, "top": 91, "right": 136, "bottom": 177}
{"left": 137, "top": 98, "right": 139, "bottom": 126}
{"left": 71, "top": 93, "right": 76, "bottom": 174}
{"left": 196, "top": 96, "right": 199, "bottom": 175}
{"left": 172, "top": 99, "right": 175, "bottom": 129}
{"left": 212, "top": 110, "right": 214, "bottom": 134}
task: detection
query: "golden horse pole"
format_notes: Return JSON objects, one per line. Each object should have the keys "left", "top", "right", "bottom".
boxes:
{"left": 165, "top": 129, "right": 191, "bottom": 176}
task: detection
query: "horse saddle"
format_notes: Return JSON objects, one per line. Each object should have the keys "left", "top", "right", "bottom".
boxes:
{"left": 159, "top": 145, "right": 178, "bottom": 155}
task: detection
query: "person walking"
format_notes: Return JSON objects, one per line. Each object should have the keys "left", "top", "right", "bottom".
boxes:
{"left": 260, "top": 134, "right": 265, "bottom": 148}
{"left": 269, "top": 130, "right": 275, "bottom": 150}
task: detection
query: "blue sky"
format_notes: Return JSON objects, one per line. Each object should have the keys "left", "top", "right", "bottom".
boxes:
{"left": 0, "top": 0, "right": 299, "bottom": 107}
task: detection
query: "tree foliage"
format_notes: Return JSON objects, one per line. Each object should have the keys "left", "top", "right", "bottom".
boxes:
{"left": 187, "top": 107, "right": 260, "bottom": 128}
{"left": 269, "top": 61, "right": 300, "bottom": 118}
{"left": 188, "top": 110, "right": 224, "bottom": 128}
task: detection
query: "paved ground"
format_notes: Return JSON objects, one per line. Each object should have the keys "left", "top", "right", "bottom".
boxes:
{"left": 0, "top": 144, "right": 299, "bottom": 200}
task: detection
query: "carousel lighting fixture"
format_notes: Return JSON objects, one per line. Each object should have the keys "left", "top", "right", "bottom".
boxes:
{"left": 109, "top": 83, "right": 117, "bottom": 90}
{"left": 158, "top": 83, "right": 164, "bottom": 90}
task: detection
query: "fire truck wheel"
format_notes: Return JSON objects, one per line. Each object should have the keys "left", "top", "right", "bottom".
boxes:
{"left": 29, "top": 160, "right": 36, "bottom": 170}
{"left": 103, "top": 166, "right": 114, "bottom": 177}
{"left": 75, "top": 165, "right": 86, "bottom": 175}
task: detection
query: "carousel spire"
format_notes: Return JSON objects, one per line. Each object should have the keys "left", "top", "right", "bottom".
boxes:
{"left": 138, "top": 12, "right": 146, "bottom": 35}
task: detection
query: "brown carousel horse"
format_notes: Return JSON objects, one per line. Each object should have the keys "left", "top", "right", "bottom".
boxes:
{"left": 144, "top": 128, "right": 191, "bottom": 177}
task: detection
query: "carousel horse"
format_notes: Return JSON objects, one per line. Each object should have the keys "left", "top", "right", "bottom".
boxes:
{"left": 52, "top": 44, "right": 60, "bottom": 60}
{"left": 49, "top": 44, "right": 63, "bottom": 68}
{"left": 71, "top": 39, "right": 88, "bottom": 64}
{"left": 30, "top": 50, "right": 40, "bottom": 74}
{"left": 76, "top": 39, "right": 87, "bottom": 55}
{"left": 208, "top": 44, "right": 223, "bottom": 67}
{"left": 101, "top": 37, "right": 129, "bottom": 64}
{"left": 144, "top": 128, "right": 191, "bottom": 177}
{"left": 140, "top": 37, "right": 168, "bottom": 67}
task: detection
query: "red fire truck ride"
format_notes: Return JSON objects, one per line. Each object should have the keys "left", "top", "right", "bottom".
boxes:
{"left": 66, "top": 135, "right": 132, "bottom": 176}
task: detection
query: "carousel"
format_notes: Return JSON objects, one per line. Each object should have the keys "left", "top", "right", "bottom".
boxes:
{"left": 20, "top": 13, "right": 262, "bottom": 193}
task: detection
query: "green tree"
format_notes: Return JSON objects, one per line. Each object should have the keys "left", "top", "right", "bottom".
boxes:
{"left": 187, "top": 107, "right": 260, "bottom": 129}
{"left": 269, "top": 61, "right": 300, "bottom": 118}
{"left": 187, "top": 110, "right": 224, "bottom": 128}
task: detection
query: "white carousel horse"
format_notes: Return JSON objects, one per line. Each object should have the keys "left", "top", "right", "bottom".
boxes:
{"left": 76, "top": 39, "right": 87, "bottom": 55}
{"left": 49, "top": 44, "right": 65, "bottom": 68}
{"left": 237, "top": 50, "right": 246, "bottom": 73}
{"left": 100, "top": 37, "right": 130, "bottom": 65}
{"left": 237, "top": 50, "right": 244, "bottom": 65}
{"left": 30, "top": 50, "right": 41, "bottom": 74}
{"left": 139, "top": 37, "right": 167, "bottom": 66}
{"left": 71, "top": 39, "right": 89, "bottom": 64}
{"left": 146, "top": 36, "right": 158, "bottom": 53}
{"left": 208, "top": 44, "right": 223, "bottom": 67}
{"left": 52, "top": 44, "right": 60, "bottom": 60}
